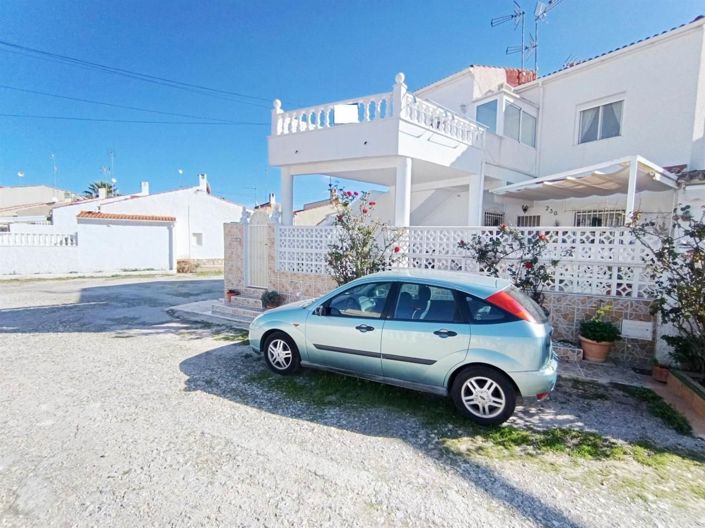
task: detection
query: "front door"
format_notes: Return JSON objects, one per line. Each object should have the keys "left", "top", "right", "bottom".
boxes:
{"left": 305, "top": 282, "right": 393, "bottom": 376}
{"left": 380, "top": 283, "right": 471, "bottom": 388}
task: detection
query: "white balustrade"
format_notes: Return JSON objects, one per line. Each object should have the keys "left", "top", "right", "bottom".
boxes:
{"left": 400, "top": 94, "right": 485, "bottom": 147}
{"left": 0, "top": 232, "right": 78, "bottom": 247}
{"left": 275, "top": 225, "right": 655, "bottom": 298}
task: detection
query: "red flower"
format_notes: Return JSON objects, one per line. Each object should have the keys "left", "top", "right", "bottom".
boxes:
{"left": 538, "top": 232, "right": 548, "bottom": 241}
{"left": 393, "top": 246, "right": 401, "bottom": 253}
{"left": 362, "top": 207, "right": 368, "bottom": 214}
{"left": 459, "top": 239, "right": 465, "bottom": 245}
{"left": 369, "top": 201, "right": 376, "bottom": 206}
{"left": 523, "top": 261, "right": 533, "bottom": 269}
{"left": 499, "top": 223, "right": 508, "bottom": 231}
{"left": 336, "top": 214, "right": 343, "bottom": 222}
{"left": 353, "top": 191, "right": 359, "bottom": 196}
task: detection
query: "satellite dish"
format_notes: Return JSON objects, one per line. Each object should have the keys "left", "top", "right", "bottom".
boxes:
{"left": 17, "top": 170, "right": 25, "bottom": 178}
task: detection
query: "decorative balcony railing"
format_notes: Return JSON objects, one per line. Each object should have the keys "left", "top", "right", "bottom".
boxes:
{"left": 271, "top": 72, "right": 485, "bottom": 148}
{"left": 276, "top": 225, "right": 655, "bottom": 298}
{"left": 0, "top": 232, "right": 78, "bottom": 247}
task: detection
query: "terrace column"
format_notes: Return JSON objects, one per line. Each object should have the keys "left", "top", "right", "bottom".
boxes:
{"left": 467, "top": 162, "right": 486, "bottom": 226}
{"left": 280, "top": 168, "right": 294, "bottom": 226}
{"left": 625, "top": 156, "right": 638, "bottom": 224}
{"left": 394, "top": 157, "right": 412, "bottom": 227}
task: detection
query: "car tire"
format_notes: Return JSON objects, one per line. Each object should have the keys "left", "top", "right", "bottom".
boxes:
{"left": 450, "top": 366, "right": 516, "bottom": 426}
{"left": 263, "top": 331, "right": 301, "bottom": 375}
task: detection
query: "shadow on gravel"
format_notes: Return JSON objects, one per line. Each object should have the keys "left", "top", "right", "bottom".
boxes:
{"left": 180, "top": 345, "right": 587, "bottom": 528}
{"left": 0, "top": 279, "right": 223, "bottom": 334}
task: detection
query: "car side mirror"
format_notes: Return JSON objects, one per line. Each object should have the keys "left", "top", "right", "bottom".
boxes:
{"left": 313, "top": 305, "right": 327, "bottom": 316}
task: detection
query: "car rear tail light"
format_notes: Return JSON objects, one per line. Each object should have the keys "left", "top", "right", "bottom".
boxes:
{"left": 485, "top": 290, "right": 539, "bottom": 323}
{"left": 536, "top": 392, "right": 550, "bottom": 401}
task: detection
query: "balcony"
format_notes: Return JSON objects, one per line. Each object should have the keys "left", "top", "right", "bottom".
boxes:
{"left": 268, "top": 73, "right": 486, "bottom": 176}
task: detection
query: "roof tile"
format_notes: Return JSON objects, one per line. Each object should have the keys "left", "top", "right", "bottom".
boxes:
{"left": 76, "top": 211, "right": 176, "bottom": 222}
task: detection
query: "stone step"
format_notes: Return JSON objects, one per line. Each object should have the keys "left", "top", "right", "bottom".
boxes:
{"left": 241, "top": 286, "right": 267, "bottom": 298}
{"left": 226, "top": 294, "right": 263, "bottom": 310}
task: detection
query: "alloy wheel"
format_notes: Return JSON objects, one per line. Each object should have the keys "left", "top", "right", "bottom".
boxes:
{"left": 267, "top": 338, "right": 293, "bottom": 370}
{"left": 460, "top": 376, "right": 506, "bottom": 418}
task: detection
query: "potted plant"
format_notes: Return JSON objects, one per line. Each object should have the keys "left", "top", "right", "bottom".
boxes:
{"left": 261, "top": 290, "right": 284, "bottom": 309}
{"left": 579, "top": 304, "right": 621, "bottom": 363}
{"left": 651, "top": 359, "right": 670, "bottom": 383}
{"left": 225, "top": 288, "right": 241, "bottom": 303}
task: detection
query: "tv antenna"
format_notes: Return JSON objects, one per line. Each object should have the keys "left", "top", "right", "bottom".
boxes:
{"left": 491, "top": 1, "right": 527, "bottom": 69}
{"left": 532, "top": 0, "right": 567, "bottom": 74}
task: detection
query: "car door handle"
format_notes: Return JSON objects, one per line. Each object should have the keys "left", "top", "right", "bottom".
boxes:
{"left": 433, "top": 329, "right": 457, "bottom": 338}
{"left": 355, "top": 324, "right": 375, "bottom": 333}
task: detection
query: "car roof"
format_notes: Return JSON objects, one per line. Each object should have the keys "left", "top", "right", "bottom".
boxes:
{"left": 356, "top": 268, "right": 510, "bottom": 299}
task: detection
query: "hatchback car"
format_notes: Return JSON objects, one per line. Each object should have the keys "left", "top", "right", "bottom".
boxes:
{"left": 249, "top": 269, "right": 557, "bottom": 425}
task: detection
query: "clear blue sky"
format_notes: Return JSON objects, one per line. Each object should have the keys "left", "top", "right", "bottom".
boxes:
{"left": 0, "top": 0, "right": 702, "bottom": 208}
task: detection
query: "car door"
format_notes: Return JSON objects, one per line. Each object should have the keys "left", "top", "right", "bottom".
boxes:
{"left": 305, "top": 282, "right": 393, "bottom": 376}
{"left": 380, "top": 282, "right": 471, "bottom": 388}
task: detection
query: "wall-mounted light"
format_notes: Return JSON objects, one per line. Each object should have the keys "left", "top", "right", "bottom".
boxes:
{"left": 521, "top": 204, "right": 529, "bottom": 213}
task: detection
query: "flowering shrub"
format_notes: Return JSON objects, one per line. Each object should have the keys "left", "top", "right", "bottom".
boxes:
{"left": 630, "top": 205, "right": 705, "bottom": 374}
{"left": 458, "top": 224, "right": 564, "bottom": 311}
{"left": 327, "top": 186, "right": 402, "bottom": 285}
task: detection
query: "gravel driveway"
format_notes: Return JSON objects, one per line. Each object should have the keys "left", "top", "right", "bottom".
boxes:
{"left": 1, "top": 277, "right": 703, "bottom": 527}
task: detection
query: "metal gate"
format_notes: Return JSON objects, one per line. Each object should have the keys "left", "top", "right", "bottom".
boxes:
{"left": 247, "top": 211, "right": 270, "bottom": 288}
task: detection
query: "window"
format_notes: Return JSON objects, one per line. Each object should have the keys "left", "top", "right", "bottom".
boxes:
{"left": 326, "top": 282, "right": 392, "bottom": 319}
{"left": 475, "top": 100, "right": 498, "bottom": 133}
{"left": 484, "top": 211, "right": 505, "bottom": 226}
{"left": 504, "top": 103, "right": 536, "bottom": 147}
{"left": 464, "top": 295, "right": 512, "bottom": 323}
{"left": 517, "top": 215, "right": 541, "bottom": 227}
{"left": 574, "top": 209, "right": 625, "bottom": 227}
{"left": 192, "top": 232, "right": 203, "bottom": 246}
{"left": 578, "top": 100, "right": 623, "bottom": 143}
{"left": 392, "top": 283, "right": 465, "bottom": 323}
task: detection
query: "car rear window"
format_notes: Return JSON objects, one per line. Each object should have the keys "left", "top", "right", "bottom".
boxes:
{"left": 505, "top": 286, "right": 548, "bottom": 323}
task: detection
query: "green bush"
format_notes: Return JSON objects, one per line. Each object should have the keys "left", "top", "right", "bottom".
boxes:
{"left": 261, "top": 290, "right": 284, "bottom": 308}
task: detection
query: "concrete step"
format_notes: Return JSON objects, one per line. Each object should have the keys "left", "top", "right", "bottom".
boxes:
{"left": 241, "top": 286, "right": 267, "bottom": 298}
{"left": 211, "top": 300, "right": 262, "bottom": 324}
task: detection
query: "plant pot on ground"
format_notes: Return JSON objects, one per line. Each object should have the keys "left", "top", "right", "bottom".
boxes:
{"left": 225, "top": 289, "right": 241, "bottom": 303}
{"left": 261, "top": 290, "right": 284, "bottom": 309}
{"left": 578, "top": 304, "right": 621, "bottom": 363}
{"left": 652, "top": 362, "right": 670, "bottom": 383}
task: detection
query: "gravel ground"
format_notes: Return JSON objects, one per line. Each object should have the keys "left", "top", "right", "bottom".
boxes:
{"left": 1, "top": 277, "right": 704, "bottom": 527}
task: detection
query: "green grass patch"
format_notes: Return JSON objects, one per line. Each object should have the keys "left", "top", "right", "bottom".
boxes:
{"left": 565, "top": 378, "right": 610, "bottom": 400}
{"left": 612, "top": 383, "right": 692, "bottom": 436}
{"left": 214, "top": 330, "right": 249, "bottom": 345}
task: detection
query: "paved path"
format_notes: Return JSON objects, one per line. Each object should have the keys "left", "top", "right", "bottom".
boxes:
{"left": 1, "top": 277, "right": 703, "bottom": 527}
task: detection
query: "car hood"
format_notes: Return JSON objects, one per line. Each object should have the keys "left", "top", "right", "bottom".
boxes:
{"left": 266, "top": 298, "right": 316, "bottom": 314}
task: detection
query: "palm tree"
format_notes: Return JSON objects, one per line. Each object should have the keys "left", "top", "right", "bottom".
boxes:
{"left": 84, "top": 181, "right": 118, "bottom": 198}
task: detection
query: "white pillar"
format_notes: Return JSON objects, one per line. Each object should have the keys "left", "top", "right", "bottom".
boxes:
{"left": 467, "top": 162, "right": 486, "bottom": 226}
{"left": 394, "top": 158, "right": 412, "bottom": 226}
{"left": 625, "top": 157, "right": 638, "bottom": 224}
{"left": 280, "top": 168, "right": 294, "bottom": 226}
{"left": 392, "top": 72, "right": 407, "bottom": 118}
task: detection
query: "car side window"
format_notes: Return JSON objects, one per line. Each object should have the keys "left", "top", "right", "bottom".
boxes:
{"left": 326, "top": 282, "right": 392, "bottom": 319}
{"left": 465, "top": 295, "right": 513, "bottom": 324}
{"left": 392, "top": 283, "right": 466, "bottom": 323}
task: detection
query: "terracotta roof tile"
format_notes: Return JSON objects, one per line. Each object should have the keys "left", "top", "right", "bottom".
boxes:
{"left": 77, "top": 211, "right": 176, "bottom": 222}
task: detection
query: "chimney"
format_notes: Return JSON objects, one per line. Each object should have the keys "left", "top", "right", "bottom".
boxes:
{"left": 269, "top": 193, "right": 276, "bottom": 207}
{"left": 98, "top": 187, "right": 108, "bottom": 199}
{"left": 140, "top": 181, "right": 150, "bottom": 195}
{"left": 198, "top": 173, "right": 208, "bottom": 191}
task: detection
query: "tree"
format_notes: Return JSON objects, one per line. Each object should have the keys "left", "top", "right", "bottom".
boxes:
{"left": 326, "top": 187, "right": 402, "bottom": 285}
{"left": 630, "top": 205, "right": 705, "bottom": 374}
{"left": 457, "top": 224, "right": 566, "bottom": 312}
{"left": 84, "top": 181, "right": 118, "bottom": 198}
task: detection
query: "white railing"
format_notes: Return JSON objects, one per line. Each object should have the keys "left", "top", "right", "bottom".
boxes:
{"left": 271, "top": 72, "right": 485, "bottom": 148}
{"left": 401, "top": 94, "right": 485, "bottom": 147}
{"left": 273, "top": 92, "right": 393, "bottom": 136}
{"left": 276, "top": 226, "right": 655, "bottom": 298}
{"left": 0, "top": 232, "right": 78, "bottom": 247}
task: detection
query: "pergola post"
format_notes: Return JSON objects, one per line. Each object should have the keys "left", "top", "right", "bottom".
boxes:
{"left": 625, "top": 157, "right": 639, "bottom": 224}
{"left": 280, "top": 167, "right": 294, "bottom": 226}
{"left": 394, "top": 157, "right": 412, "bottom": 227}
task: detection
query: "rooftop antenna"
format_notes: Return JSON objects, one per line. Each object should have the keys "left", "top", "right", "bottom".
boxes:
{"left": 532, "top": 0, "right": 567, "bottom": 75}
{"left": 491, "top": 1, "right": 527, "bottom": 69}
{"left": 50, "top": 153, "right": 58, "bottom": 201}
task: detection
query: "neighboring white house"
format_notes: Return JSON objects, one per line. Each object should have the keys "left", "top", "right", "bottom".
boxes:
{"left": 1, "top": 174, "right": 246, "bottom": 275}
{"left": 0, "top": 185, "right": 77, "bottom": 230}
{"left": 268, "top": 15, "right": 705, "bottom": 228}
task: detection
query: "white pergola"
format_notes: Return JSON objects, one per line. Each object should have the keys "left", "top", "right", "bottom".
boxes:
{"left": 491, "top": 155, "right": 678, "bottom": 222}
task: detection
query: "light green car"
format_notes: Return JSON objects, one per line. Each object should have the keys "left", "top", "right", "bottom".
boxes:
{"left": 249, "top": 269, "right": 557, "bottom": 425}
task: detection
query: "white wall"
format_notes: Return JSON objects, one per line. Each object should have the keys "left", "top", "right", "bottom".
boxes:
{"left": 99, "top": 189, "right": 243, "bottom": 260}
{"left": 518, "top": 21, "right": 705, "bottom": 176}
{"left": 0, "top": 185, "right": 73, "bottom": 208}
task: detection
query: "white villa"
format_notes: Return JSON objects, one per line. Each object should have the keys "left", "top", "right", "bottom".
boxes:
{"left": 270, "top": 16, "right": 705, "bottom": 228}
{"left": 222, "top": 16, "right": 705, "bottom": 365}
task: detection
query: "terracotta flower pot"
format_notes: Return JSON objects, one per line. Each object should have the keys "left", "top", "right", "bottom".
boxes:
{"left": 579, "top": 335, "right": 612, "bottom": 363}
{"left": 652, "top": 365, "right": 670, "bottom": 383}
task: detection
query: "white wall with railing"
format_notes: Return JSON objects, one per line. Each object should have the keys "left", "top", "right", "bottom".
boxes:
{"left": 276, "top": 225, "right": 655, "bottom": 298}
